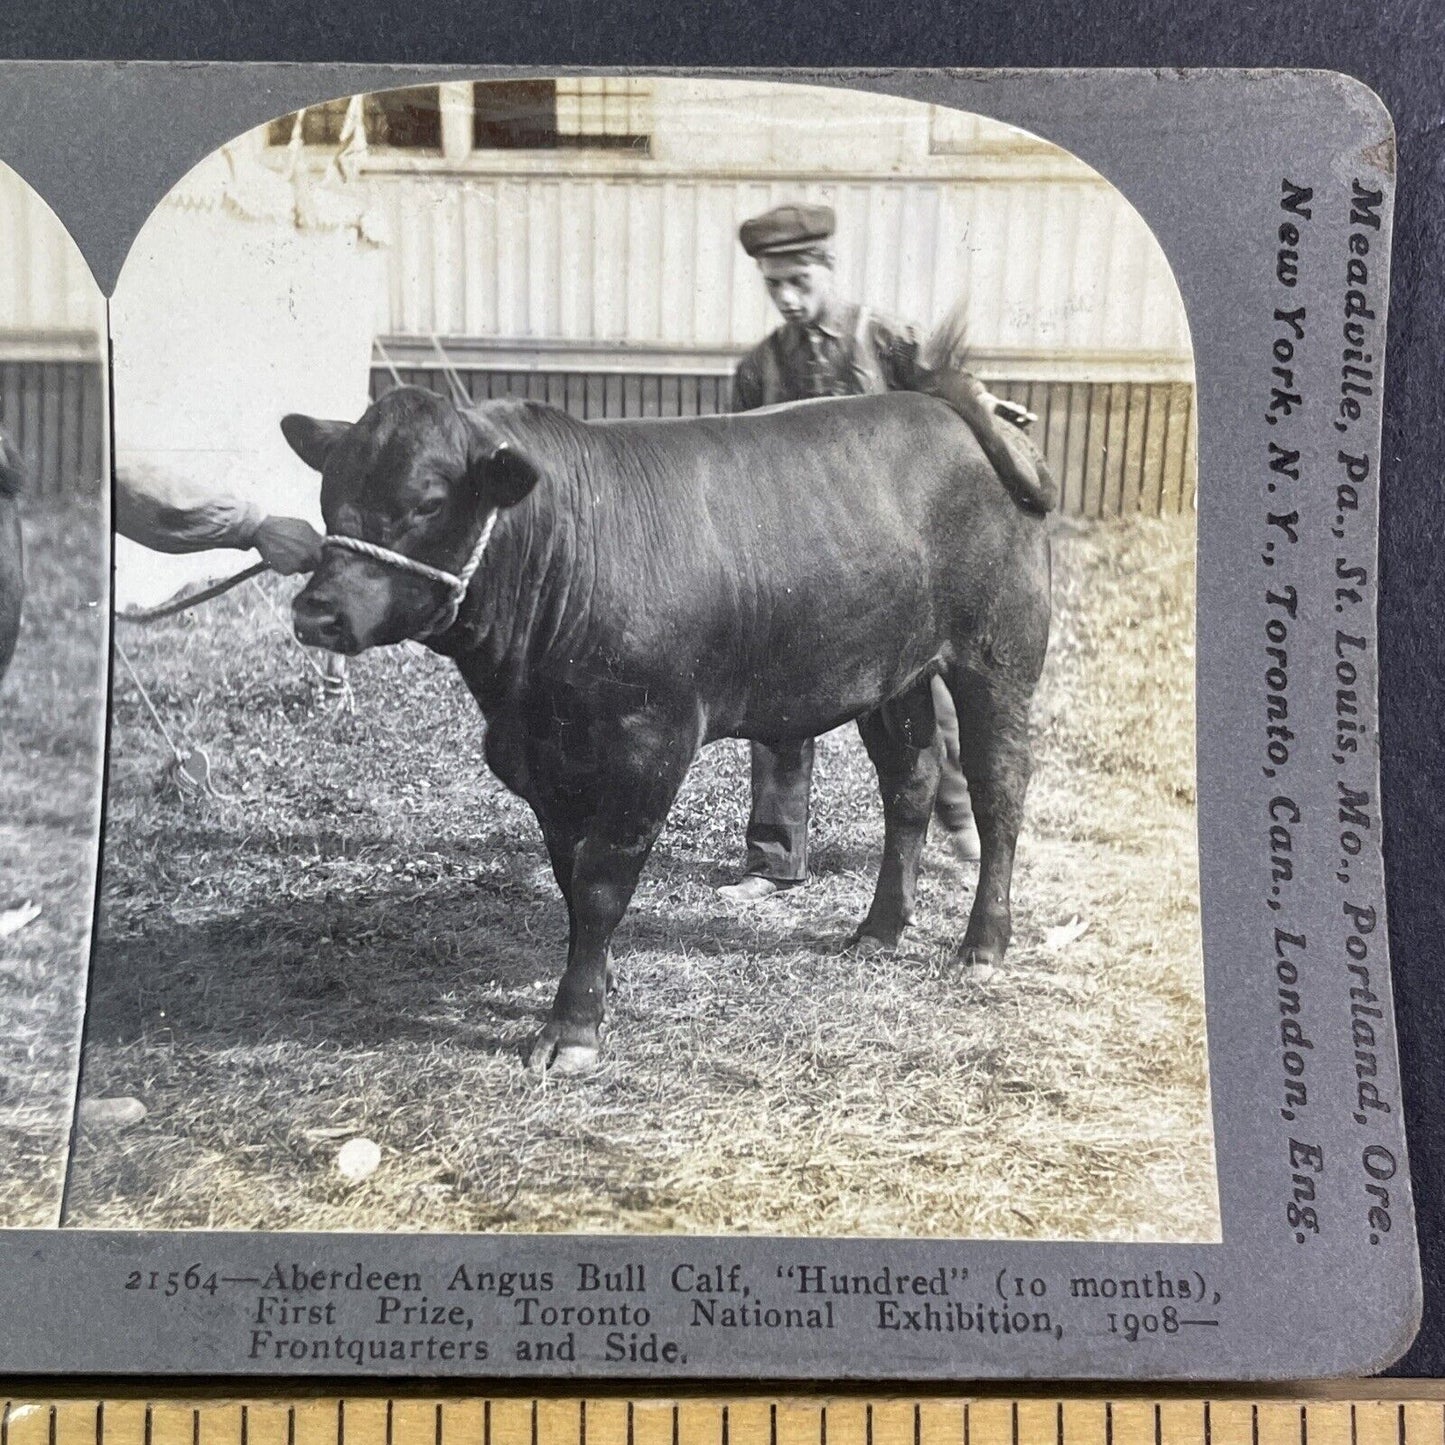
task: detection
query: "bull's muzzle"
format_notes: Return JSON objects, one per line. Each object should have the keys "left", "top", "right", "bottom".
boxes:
{"left": 293, "top": 588, "right": 358, "bottom": 654}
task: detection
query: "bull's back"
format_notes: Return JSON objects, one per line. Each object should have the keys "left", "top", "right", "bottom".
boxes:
{"left": 571, "top": 392, "right": 1047, "bottom": 737}
{"left": 597, "top": 391, "right": 1029, "bottom": 567}
{"left": 645, "top": 392, "right": 1041, "bottom": 615}
{"left": 634, "top": 391, "right": 1000, "bottom": 515}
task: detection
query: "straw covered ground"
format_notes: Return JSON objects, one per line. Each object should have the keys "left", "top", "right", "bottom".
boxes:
{"left": 0, "top": 490, "right": 109, "bottom": 1226}
{"left": 67, "top": 512, "right": 1218, "bottom": 1240}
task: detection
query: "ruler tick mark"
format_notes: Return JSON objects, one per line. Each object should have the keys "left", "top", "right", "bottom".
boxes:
{"left": 16, "top": 1393, "right": 1445, "bottom": 1445}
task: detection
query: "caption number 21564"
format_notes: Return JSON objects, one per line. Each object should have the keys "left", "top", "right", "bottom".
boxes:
{"left": 124, "top": 1267, "right": 220, "bottom": 1297}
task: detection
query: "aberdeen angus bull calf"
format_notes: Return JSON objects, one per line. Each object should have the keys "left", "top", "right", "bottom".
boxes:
{"left": 286, "top": 384, "right": 1052, "bottom": 1074}
{"left": 0, "top": 431, "right": 26, "bottom": 691}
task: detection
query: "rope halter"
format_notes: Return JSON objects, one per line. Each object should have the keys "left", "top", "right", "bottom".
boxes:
{"left": 322, "top": 507, "right": 498, "bottom": 640}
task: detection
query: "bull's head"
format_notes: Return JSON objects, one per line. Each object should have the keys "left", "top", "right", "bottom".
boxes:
{"left": 285, "top": 387, "right": 541, "bottom": 653}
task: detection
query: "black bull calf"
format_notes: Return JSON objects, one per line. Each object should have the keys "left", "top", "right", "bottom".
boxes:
{"left": 287, "top": 385, "right": 1051, "bottom": 1075}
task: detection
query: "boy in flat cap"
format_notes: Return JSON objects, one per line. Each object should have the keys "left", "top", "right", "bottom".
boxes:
{"left": 718, "top": 202, "right": 1024, "bottom": 904}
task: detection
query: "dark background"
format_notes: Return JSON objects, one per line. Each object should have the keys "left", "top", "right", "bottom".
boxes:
{"left": 0, "top": 0, "right": 1440, "bottom": 1378}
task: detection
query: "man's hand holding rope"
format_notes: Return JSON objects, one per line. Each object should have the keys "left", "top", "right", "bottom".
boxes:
{"left": 250, "top": 515, "right": 325, "bottom": 575}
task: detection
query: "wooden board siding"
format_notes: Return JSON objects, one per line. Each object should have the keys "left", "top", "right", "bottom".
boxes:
{"left": 371, "top": 365, "right": 1196, "bottom": 520}
{"left": 369, "top": 170, "right": 1193, "bottom": 375}
{"left": 0, "top": 361, "right": 107, "bottom": 497}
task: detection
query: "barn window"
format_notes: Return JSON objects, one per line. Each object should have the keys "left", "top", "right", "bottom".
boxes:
{"left": 266, "top": 87, "right": 443, "bottom": 151}
{"left": 472, "top": 78, "right": 652, "bottom": 153}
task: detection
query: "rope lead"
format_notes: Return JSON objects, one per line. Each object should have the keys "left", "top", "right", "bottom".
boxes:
{"left": 323, "top": 507, "right": 498, "bottom": 640}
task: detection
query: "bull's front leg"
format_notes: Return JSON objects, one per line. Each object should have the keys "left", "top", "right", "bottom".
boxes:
{"left": 525, "top": 825, "right": 658, "bottom": 1075}
{"left": 524, "top": 713, "right": 698, "bottom": 1077}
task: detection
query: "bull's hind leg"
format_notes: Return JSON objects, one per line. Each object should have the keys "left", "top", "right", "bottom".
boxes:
{"left": 942, "top": 667, "right": 1034, "bottom": 981}
{"left": 850, "top": 681, "right": 943, "bottom": 951}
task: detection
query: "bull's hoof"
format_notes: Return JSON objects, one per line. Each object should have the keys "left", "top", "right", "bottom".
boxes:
{"left": 844, "top": 931, "right": 891, "bottom": 957}
{"left": 961, "top": 947, "right": 1000, "bottom": 985}
{"left": 525, "top": 1024, "right": 601, "bottom": 1078}
{"left": 940, "top": 819, "right": 982, "bottom": 864}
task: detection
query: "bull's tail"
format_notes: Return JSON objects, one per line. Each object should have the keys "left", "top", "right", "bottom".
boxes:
{"left": 921, "top": 301, "right": 1059, "bottom": 517}
{"left": 927, "top": 370, "right": 1059, "bottom": 516}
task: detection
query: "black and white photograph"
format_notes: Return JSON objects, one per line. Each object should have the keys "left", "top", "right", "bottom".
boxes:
{"left": 65, "top": 75, "right": 1215, "bottom": 1242}
{"left": 0, "top": 157, "right": 109, "bottom": 1225}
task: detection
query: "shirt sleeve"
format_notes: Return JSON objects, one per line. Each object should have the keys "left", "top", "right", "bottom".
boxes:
{"left": 730, "top": 352, "right": 765, "bottom": 413}
{"left": 870, "top": 315, "right": 927, "bottom": 392}
{"left": 114, "top": 466, "right": 266, "bottom": 555}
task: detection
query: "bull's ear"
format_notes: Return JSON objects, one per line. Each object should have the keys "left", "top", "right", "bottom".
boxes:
{"left": 467, "top": 438, "right": 542, "bottom": 509}
{"left": 280, "top": 414, "right": 350, "bottom": 473}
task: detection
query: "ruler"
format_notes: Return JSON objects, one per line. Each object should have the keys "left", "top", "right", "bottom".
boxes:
{"left": 6, "top": 1394, "right": 1445, "bottom": 1445}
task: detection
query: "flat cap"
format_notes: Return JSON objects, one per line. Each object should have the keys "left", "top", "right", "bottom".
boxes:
{"left": 738, "top": 202, "right": 836, "bottom": 258}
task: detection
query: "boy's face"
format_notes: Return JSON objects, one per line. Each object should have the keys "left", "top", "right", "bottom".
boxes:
{"left": 758, "top": 254, "right": 835, "bottom": 327}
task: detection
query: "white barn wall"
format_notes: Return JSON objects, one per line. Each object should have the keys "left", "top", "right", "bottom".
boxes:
{"left": 0, "top": 163, "right": 105, "bottom": 357}
{"left": 374, "top": 172, "right": 1189, "bottom": 375}
{"left": 345, "top": 79, "right": 1192, "bottom": 380}
{"left": 0, "top": 164, "right": 107, "bottom": 495}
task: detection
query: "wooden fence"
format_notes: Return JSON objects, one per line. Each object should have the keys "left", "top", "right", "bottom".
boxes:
{"left": 371, "top": 364, "right": 1196, "bottom": 520}
{"left": 0, "top": 359, "right": 107, "bottom": 498}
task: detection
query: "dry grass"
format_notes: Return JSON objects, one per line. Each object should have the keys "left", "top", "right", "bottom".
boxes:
{"left": 0, "top": 490, "right": 109, "bottom": 1226}
{"left": 66, "top": 513, "right": 1217, "bottom": 1240}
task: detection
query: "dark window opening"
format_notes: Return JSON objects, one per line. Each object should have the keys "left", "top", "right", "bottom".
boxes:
{"left": 267, "top": 87, "right": 442, "bottom": 151}
{"left": 472, "top": 79, "right": 651, "bottom": 153}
